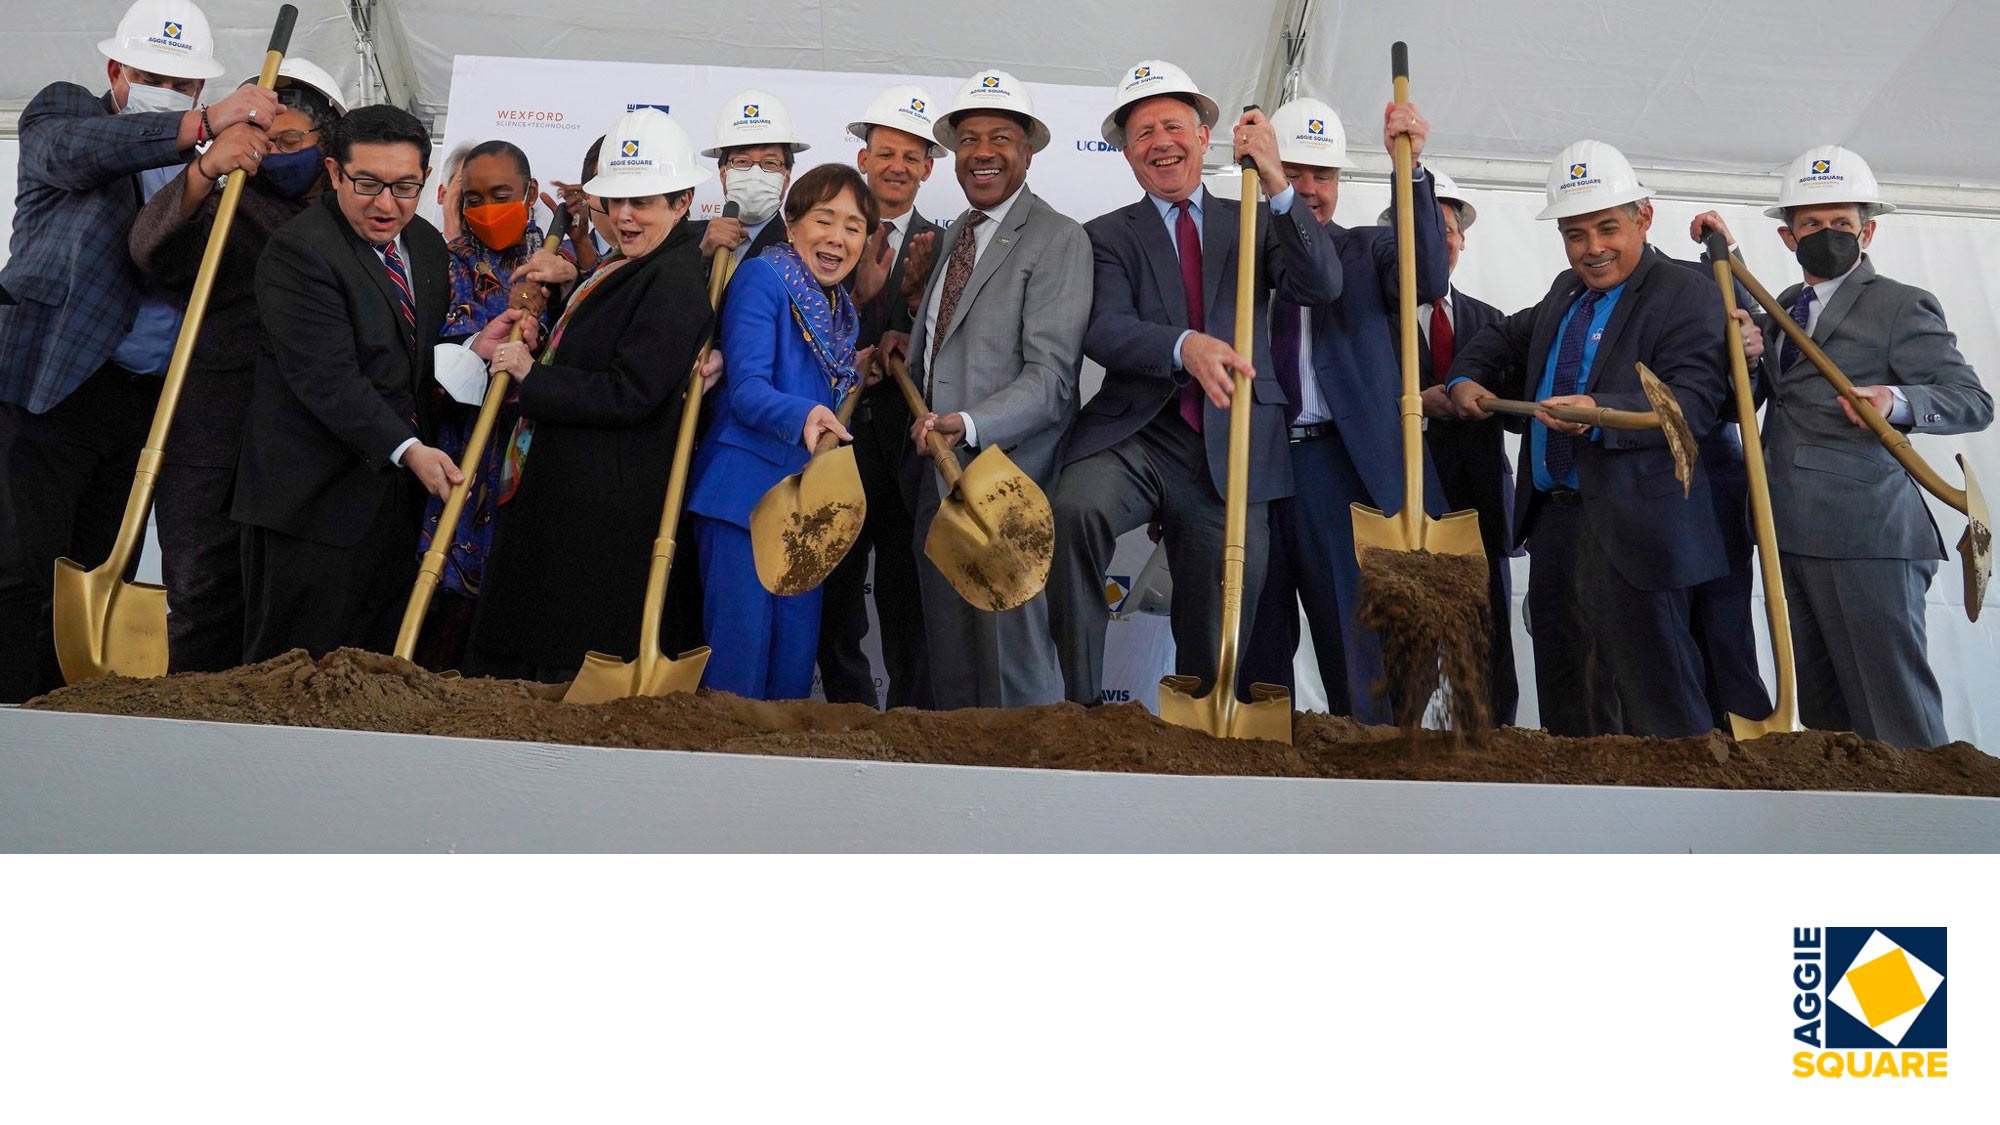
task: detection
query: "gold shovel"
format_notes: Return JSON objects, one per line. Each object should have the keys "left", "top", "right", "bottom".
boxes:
{"left": 885, "top": 353, "right": 1052, "bottom": 611}
{"left": 1706, "top": 231, "right": 1800, "bottom": 739}
{"left": 1475, "top": 363, "right": 1699, "bottom": 495}
{"left": 1349, "top": 42, "right": 1487, "bottom": 566}
{"left": 392, "top": 209, "right": 572, "bottom": 662}
{"left": 1730, "top": 252, "right": 1991, "bottom": 622}
{"left": 1156, "top": 150, "right": 1292, "bottom": 744}
{"left": 53, "top": 5, "right": 299, "bottom": 685}
{"left": 749, "top": 385, "right": 865, "bottom": 596}
{"left": 559, "top": 207, "right": 741, "bottom": 704}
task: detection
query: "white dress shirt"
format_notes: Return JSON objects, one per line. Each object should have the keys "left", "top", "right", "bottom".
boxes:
{"left": 922, "top": 184, "right": 1027, "bottom": 448}
{"left": 373, "top": 234, "right": 422, "bottom": 467}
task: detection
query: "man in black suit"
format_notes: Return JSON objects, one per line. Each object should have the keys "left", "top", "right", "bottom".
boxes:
{"left": 1446, "top": 141, "right": 1730, "bottom": 739}
{"left": 1392, "top": 175, "right": 1522, "bottom": 725}
{"left": 1048, "top": 60, "right": 1341, "bottom": 705}
{"left": 816, "top": 86, "right": 945, "bottom": 708}
{"left": 233, "top": 104, "right": 483, "bottom": 661}
{"left": 692, "top": 89, "right": 807, "bottom": 267}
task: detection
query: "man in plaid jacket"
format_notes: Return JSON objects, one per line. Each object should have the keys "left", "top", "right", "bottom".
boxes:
{"left": 0, "top": 1, "right": 275, "bottom": 700}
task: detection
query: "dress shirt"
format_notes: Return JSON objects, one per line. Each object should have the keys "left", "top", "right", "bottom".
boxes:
{"left": 1527, "top": 281, "right": 1624, "bottom": 491}
{"left": 923, "top": 184, "right": 1027, "bottom": 448}
{"left": 733, "top": 216, "right": 776, "bottom": 264}
{"left": 370, "top": 234, "right": 422, "bottom": 467}
{"left": 1145, "top": 182, "right": 1300, "bottom": 370}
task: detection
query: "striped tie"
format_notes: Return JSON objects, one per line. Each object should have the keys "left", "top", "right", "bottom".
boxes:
{"left": 379, "top": 241, "right": 416, "bottom": 339}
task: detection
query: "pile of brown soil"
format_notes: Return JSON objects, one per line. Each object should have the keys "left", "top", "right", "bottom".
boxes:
{"left": 24, "top": 649, "right": 2000, "bottom": 797}
{"left": 1358, "top": 546, "right": 1491, "bottom": 735}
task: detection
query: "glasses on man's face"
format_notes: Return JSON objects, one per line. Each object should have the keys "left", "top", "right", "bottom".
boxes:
{"left": 340, "top": 168, "right": 424, "bottom": 199}
{"left": 269, "top": 129, "right": 320, "bottom": 155}
{"left": 725, "top": 154, "right": 788, "bottom": 173}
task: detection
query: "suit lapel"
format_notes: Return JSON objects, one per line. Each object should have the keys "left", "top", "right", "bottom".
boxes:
{"left": 351, "top": 237, "right": 413, "bottom": 356}
{"left": 1201, "top": 192, "right": 1235, "bottom": 333}
{"left": 944, "top": 188, "right": 1033, "bottom": 346}
{"left": 1584, "top": 251, "right": 1651, "bottom": 387}
{"left": 910, "top": 211, "right": 970, "bottom": 362}
{"left": 1812, "top": 257, "right": 1873, "bottom": 344}
{"left": 1128, "top": 200, "right": 1187, "bottom": 331}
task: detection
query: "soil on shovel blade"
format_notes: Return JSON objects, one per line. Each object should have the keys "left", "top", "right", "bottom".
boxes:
{"left": 23, "top": 649, "right": 2000, "bottom": 797}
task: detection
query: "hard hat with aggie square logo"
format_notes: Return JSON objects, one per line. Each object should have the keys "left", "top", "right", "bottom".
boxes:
{"left": 587, "top": 109, "right": 712, "bottom": 198}
{"left": 98, "top": 0, "right": 225, "bottom": 80}
{"left": 1270, "top": 96, "right": 1346, "bottom": 169}
{"left": 701, "top": 89, "right": 811, "bottom": 158}
{"left": 1536, "top": 139, "right": 1652, "bottom": 221}
{"left": 1101, "top": 59, "right": 1219, "bottom": 147}
{"left": 1766, "top": 144, "right": 1898, "bottom": 219}
{"left": 848, "top": 84, "right": 946, "bottom": 158}
{"left": 933, "top": 70, "right": 1052, "bottom": 153}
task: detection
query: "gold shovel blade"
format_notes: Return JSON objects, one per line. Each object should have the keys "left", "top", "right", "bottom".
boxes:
{"left": 1959, "top": 453, "right": 1991, "bottom": 622}
{"left": 924, "top": 447, "right": 1053, "bottom": 612}
{"left": 1727, "top": 707, "right": 1802, "bottom": 742}
{"left": 750, "top": 446, "right": 866, "bottom": 596}
{"left": 562, "top": 644, "right": 712, "bottom": 704}
{"left": 1350, "top": 504, "right": 1487, "bottom": 561}
{"left": 52, "top": 557, "right": 169, "bottom": 684}
{"left": 1157, "top": 676, "right": 1293, "bottom": 742}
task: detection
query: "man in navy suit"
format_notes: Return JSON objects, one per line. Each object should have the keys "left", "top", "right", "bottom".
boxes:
{"left": 0, "top": 1, "right": 275, "bottom": 700}
{"left": 1237, "top": 95, "right": 1445, "bottom": 723}
{"left": 1048, "top": 60, "right": 1341, "bottom": 706}
{"left": 1394, "top": 173, "right": 1521, "bottom": 726}
{"left": 1446, "top": 140, "right": 1730, "bottom": 739}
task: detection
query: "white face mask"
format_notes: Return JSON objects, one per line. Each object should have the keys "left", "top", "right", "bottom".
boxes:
{"left": 121, "top": 80, "right": 195, "bottom": 116}
{"left": 724, "top": 166, "right": 785, "bottom": 226}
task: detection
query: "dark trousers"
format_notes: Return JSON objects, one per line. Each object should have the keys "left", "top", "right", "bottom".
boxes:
{"left": 1050, "top": 411, "right": 1270, "bottom": 706}
{"left": 240, "top": 479, "right": 420, "bottom": 663}
{"left": 1242, "top": 432, "right": 1389, "bottom": 722}
{"left": 1427, "top": 424, "right": 1520, "bottom": 725}
{"left": 155, "top": 461, "right": 245, "bottom": 673}
{"left": 1783, "top": 553, "right": 1947, "bottom": 748}
{"left": 1689, "top": 542, "right": 1772, "bottom": 730}
{"left": 1525, "top": 497, "right": 1709, "bottom": 738}
{"left": 0, "top": 364, "right": 159, "bottom": 702}
{"left": 816, "top": 385, "right": 928, "bottom": 708}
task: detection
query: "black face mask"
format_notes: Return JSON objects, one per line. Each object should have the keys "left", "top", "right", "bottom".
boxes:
{"left": 1794, "top": 227, "right": 1861, "bottom": 279}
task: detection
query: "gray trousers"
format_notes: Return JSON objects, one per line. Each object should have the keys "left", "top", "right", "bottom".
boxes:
{"left": 1781, "top": 553, "right": 1947, "bottom": 748}
{"left": 915, "top": 467, "right": 1064, "bottom": 710}
{"left": 1049, "top": 412, "right": 1269, "bottom": 706}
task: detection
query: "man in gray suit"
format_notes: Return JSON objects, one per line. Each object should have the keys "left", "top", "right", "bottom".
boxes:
{"left": 1048, "top": 60, "right": 1341, "bottom": 706}
{"left": 887, "top": 69, "right": 1093, "bottom": 708}
{"left": 1699, "top": 145, "right": 1990, "bottom": 747}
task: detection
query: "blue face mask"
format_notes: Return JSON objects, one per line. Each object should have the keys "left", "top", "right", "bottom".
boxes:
{"left": 259, "top": 146, "right": 325, "bottom": 199}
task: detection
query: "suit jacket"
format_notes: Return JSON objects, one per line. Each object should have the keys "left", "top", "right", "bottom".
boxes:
{"left": 1298, "top": 172, "right": 1448, "bottom": 511}
{"left": 472, "top": 222, "right": 712, "bottom": 664}
{"left": 906, "top": 185, "right": 1092, "bottom": 486}
{"left": 129, "top": 166, "right": 307, "bottom": 468}
{"left": 231, "top": 194, "right": 450, "bottom": 547}
{"left": 0, "top": 83, "right": 188, "bottom": 413}
{"left": 687, "top": 250, "right": 851, "bottom": 529}
{"left": 1447, "top": 247, "right": 1730, "bottom": 591}
{"left": 855, "top": 207, "right": 941, "bottom": 348}
{"left": 1759, "top": 257, "right": 1991, "bottom": 560}
{"left": 1414, "top": 284, "right": 1511, "bottom": 524}
{"left": 1068, "top": 188, "right": 1342, "bottom": 503}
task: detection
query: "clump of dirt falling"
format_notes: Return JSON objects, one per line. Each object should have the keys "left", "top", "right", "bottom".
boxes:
{"left": 1357, "top": 547, "right": 1492, "bottom": 737}
{"left": 24, "top": 648, "right": 2000, "bottom": 797}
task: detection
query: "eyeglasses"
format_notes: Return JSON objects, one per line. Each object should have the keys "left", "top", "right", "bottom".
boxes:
{"left": 269, "top": 129, "right": 320, "bottom": 154}
{"left": 725, "top": 154, "right": 789, "bottom": 173}
{"left": 340, "top": 168, "right": 424, "bottom": 199}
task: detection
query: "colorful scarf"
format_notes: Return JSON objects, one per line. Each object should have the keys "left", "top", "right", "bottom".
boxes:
{"left": 441, "top": 220, "right": 562, "bottom": 338}
{"left": 497, "top": 252, "right": 631, "bottom": 504}
{"left": 759, "top": 242, "right": 861, "bottom": 400}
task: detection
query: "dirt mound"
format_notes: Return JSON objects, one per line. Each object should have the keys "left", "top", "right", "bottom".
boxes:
{"left": 25, "top": 648, "right": 2000, "bottom": 797}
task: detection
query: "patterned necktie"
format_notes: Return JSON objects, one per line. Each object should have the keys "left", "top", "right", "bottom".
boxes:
{"left": 1542, "top": 288, "right": 1602, "bottom": 486}
{"left": 1428, "top": 297, "right": 1454, "bottom": 384}
{"left": 379, "top": 241, "right": 416, "bottom": 340}
{"left": 1781, "top": 285, "right": 1817, "bottom": 371}
{"left": 1174, "top": 198, "right": 1206, "bottom": 431}
{"left": 1270, "top": 297, "right": 1303, "bottom": 426}
{"left": 929, "top": 210, "right": 985, "bottom": 361}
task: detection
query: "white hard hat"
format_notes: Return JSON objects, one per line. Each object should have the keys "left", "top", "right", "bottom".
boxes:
{"left": 1102, "top": 59, "right": 1219, "bottom": 147}
{"left": 1536, "top": 139, "right": 1652, "bottom": 221}
{"left": 1765, "top": 144, "right": 1897, "bottom": 219}
{"left": 1376, "top": 167, "right": 1478, "bottom": 230}
{"left": 587, "top": 109, "right": 713, "bottom": 198}
{"left": 932, "top": 70, "right": 1052, "bottom": 154}
{"left": 700, "top": 90, "right": 810, "bottom": 158}
{"left": 847, "top": 84, "right": 945, "bottom": 158}
{"left": 1270, "top": 96, "right": 1346, "bottom": 169}
{"left": 244, "top": 57, "right": 349, "bottom": 118}
{"left": 98, "top": 0, "right": 225, "bottom": 80}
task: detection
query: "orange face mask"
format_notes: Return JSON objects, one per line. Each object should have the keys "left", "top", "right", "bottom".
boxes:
{"left": 463, "top": 200, "right": 529, "bottom": 251}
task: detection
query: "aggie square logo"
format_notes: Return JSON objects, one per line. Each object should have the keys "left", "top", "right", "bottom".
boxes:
{"left": 1792, "top": 926, "right": 1947, "bottom": 1078}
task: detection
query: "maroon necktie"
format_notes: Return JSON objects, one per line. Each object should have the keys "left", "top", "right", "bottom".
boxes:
{"left": 1428, "top": 297, "right": 1454, "bottom": 384}
{"left": 1174, "top": 198, "right": 1204, "bottom": 431}
{"left": 379, "top": 241, "right": 416, "bottom": 341}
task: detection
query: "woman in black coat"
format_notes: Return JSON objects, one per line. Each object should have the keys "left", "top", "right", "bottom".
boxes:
{"left": 465, "top": 109, "right": 714, "bottom": 681}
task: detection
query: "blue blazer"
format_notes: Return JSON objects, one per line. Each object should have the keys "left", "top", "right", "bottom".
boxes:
{"left": 687, "top": 253, "right": 846, "bottom": 530}
{"left": 1447, "top": 248, "right": 1731, "bottom": 592}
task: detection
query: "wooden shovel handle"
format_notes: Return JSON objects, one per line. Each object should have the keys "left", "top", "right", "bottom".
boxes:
{"left": 1476, "top": 396, "right": 1657, "bottom": 430}
{"left": 885, "top": 353, "right": 963, "bottom": 487}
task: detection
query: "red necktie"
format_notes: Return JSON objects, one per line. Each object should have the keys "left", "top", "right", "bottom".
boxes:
{"left": 1174, "top": 198, "right": 1205, "bottom": 431}
{"left": 379, "top": 241, "right": 416, "bottom": 340}
{"left": 1428, "top": 297, "right": 1454, "bottom": 384}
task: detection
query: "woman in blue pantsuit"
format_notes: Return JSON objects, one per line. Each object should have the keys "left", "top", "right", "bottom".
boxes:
{"left": 688, "top": 164, "right": 878, "bottom": 699}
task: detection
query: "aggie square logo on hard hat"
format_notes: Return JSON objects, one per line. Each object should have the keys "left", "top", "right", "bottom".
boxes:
{"left": 1791, "top": 926, "right": 1948, "bottom": 1078}
{"left": 1569, "top": 162, "right": 1588, "bottom": 179}
{"left": 149, "top": 16, "right": 195, "bottom": 53}
{"left": 620, "top": 139, "right": 640, "bottom": 158}
{"left": 1308, "top": 119, "right": 1325, "bottom": 135}
{"left": 1813, "top": 158, "right": 1832, "bottom": 175}
{"left": 162, "top": 20, "right": 182, "bottom": 38}
{"left": 909, "top": 97, "right": 925, "bottom": 114}
{"left": 981, "top": 75, "right": 1000, "bottom": 89}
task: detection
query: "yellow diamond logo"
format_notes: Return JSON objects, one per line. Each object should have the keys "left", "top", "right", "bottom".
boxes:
{"left": 1846, "top": 949, "right": 1928, "bottom": 1028}
{"left": 1813, "top": 159, "right": 1831, "bottom": 174}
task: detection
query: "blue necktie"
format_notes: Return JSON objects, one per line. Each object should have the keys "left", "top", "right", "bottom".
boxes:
{"left": 1270, "top": 297, "right": 1303, "bottom": 426}
{"left": 1781, "top": 285, "right": 1816, "bottom": 371}
{"left": 1543, "top": 288, "right": 1601, "bottom": 487}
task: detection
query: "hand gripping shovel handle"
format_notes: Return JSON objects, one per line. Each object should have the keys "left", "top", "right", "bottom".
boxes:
{"left": 809, "top": 384, "right": 863, "bottom": 456}
{"left": 886, "top": 354, "right": 964, "bottom": 491}
{"left": 1474, "top": 397, "right": 1659, "bottom": 430}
